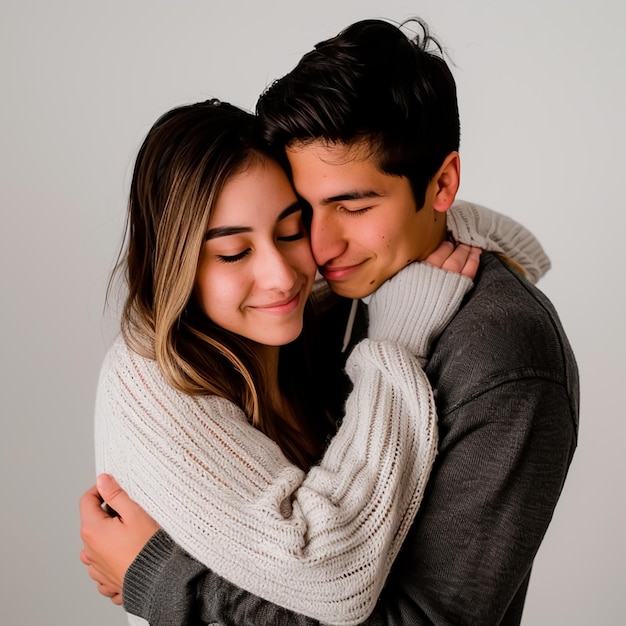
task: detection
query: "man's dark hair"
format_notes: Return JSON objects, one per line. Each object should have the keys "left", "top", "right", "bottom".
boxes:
{"left": 257, "top": 18, "right": 460, "bottom": 208}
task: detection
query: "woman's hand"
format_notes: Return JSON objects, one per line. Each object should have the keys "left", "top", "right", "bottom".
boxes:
{"left": 79, "top": 474, "right": 160, "bottom": 598}
{"left": 425, "top": 241, "right": 482, "bottom": 279}
{"left": 367, "top": 241, "right": 481, "bottom": 360}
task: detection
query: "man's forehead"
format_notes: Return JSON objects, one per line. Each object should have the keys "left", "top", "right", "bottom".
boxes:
{"left": 285, "top": 141, "right": 401, "bottom": 207}
{"left": 286, "top": 138, "right": 375, "bottom": 166}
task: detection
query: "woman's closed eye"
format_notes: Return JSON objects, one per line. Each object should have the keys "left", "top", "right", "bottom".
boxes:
{"left": 217, "top": 249, "right": 251, "bottom": 263}
{"left": 278, "top": 231, "right": 306, "bottom": 242}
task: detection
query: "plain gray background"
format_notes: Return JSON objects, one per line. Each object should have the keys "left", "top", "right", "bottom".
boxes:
{"left": 1, "top": 0, "right": 624, "bottom": 624}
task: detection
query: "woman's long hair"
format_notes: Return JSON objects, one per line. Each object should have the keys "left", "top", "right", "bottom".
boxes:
{"left": 110, "top": 100, "right": 334, "bottom": 469}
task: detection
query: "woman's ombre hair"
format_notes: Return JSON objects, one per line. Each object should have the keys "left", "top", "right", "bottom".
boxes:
{"left": 111, "top": 100, "right": 332, "bottom": 469}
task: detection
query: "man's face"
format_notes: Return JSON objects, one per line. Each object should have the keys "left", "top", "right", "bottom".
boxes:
{"left": 286, "top": 140, "right": 445, "bottom": 299}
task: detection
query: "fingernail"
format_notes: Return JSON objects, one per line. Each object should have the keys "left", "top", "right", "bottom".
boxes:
{"left": 96, "top": 473, "right": 110, "bottom": 491}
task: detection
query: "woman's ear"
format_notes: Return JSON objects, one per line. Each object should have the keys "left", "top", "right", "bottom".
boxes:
{"left": 432, "top": 151, "right": 460, "bottom": 213}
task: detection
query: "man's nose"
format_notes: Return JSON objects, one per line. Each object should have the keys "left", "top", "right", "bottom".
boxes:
{"left": 310, "top": 210, "right": 346, "bottom": 266}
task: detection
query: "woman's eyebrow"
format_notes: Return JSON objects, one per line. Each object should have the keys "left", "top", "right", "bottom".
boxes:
{"left": 204, "top": 202, "right": 302, "bottom": 241}
{"left": 204, "top": 225, "right": 251, "bottom": 241}
{"left": 277, "top": 201, "right": 303, "bottom": 221}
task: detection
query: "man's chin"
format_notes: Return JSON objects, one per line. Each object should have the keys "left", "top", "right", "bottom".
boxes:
{"left": 326, "top": 280, "right": 375, "bottom": 300}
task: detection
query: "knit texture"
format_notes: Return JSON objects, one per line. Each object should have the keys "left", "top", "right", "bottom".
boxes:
{"left": 117, "top": 204, "right": 566, "bottom": 626}
{"left": 126, "top": 256, "right": 577, "bottom": 626}
{"left": 367, "top": 264, "right": 473, "bottom": 365}
{"left": 96, "top": 264, "right": 465, "bottom": 626}
{"left": 447, "top": 200, "right": 550, "bottom": 284}
{"left": 97, "top": 201, "right": 548, "bottom": 625}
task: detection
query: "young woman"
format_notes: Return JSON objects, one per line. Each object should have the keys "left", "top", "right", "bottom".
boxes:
{"left": 82, "top": 99, "right": 546, "bottom": 624}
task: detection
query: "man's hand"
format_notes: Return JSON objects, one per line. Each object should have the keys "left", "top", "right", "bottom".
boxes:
{"left": 425, "top": 241, "right": 481, "bottom": 279}
{"left": 79, "top": 474, "right": 160, "bottom": 599}
{"left": 79, "top": 548, "right": 123, "bottom": 605}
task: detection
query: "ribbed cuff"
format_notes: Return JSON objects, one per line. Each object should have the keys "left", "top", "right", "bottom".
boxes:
{"left": 123, "top": 529, "right": 175, "bottom": 618}
{"left": 367, "top": 262, "right": 472, "bottom": 360}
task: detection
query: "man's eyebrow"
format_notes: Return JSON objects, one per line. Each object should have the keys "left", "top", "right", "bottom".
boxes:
{"left": 320, "top": 190, "right": 384, "bottom": 206}
{"left": 204, "top": 201, "right": 302, "bottom": 240}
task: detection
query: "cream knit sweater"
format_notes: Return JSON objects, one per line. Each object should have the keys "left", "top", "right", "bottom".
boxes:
{"left": 95, "top": 201, "right": 549, "bottom": 626}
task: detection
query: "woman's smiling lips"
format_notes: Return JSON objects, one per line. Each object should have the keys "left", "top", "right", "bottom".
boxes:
{"left": 251, "top": 292, "right": 302, "bottom": 314}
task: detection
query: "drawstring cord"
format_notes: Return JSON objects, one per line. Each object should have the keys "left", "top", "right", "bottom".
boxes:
{"left": 341, "top": 299, "right": 359, "bottom": 353}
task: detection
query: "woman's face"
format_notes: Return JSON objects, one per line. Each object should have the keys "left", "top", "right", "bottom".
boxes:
{"left": 194, "top": 157, "right": 316, "bottom": 347}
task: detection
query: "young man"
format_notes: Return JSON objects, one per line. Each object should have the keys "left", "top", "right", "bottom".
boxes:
{"left": 81, "top": 18, "right": 578, "bottom": 625}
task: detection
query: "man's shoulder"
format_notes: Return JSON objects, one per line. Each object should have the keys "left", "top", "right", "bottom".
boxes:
{"left": 428, "top": 253, "right": 578, "bottom": 413}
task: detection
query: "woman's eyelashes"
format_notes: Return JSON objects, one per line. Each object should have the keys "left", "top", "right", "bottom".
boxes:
{"left": 217, "top": 249, "right": 251, "bottom": 264}
{"left": 278, "top": 230, "right": 306, "bottom": 242}
{"left": 278, "top": 212, "right": 307, "bottom": 241}
{"left": 215, "top": 230, "right": 305, "bottom": 264}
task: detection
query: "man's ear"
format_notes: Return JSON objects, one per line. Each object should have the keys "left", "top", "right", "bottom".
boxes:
{"left": 432, "top": 151, "right": 460, "bottom": 213}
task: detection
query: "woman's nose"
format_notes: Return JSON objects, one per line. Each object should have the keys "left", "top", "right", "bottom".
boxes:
{"left": 256, "top": 245, "right": 298, "bottom": 290}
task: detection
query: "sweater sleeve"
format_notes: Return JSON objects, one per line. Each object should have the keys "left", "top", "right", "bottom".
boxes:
{"left": 116, "top": 264, "right": 473, "bottom": 626}
{"left": 447, "top": 200, "right": 551, "bottom": 284}
{"left": 367, "top": 262, "right": 473, "bottom": 365}
{"left": 96, "top": 336, "right": 433, "bottom": 626}
{"left": 97, "top": 262, "right": 472, "bottom": 626}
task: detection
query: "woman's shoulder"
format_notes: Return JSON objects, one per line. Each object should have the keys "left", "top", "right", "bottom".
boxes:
{"left": 97, "top": 334, "right": 158, "bottom": 387}
{"left": 97, "top": 335, "right": 243, "bottom": 420}
{"left": 102, "top": 333, "right": 151, "bottom": 368}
